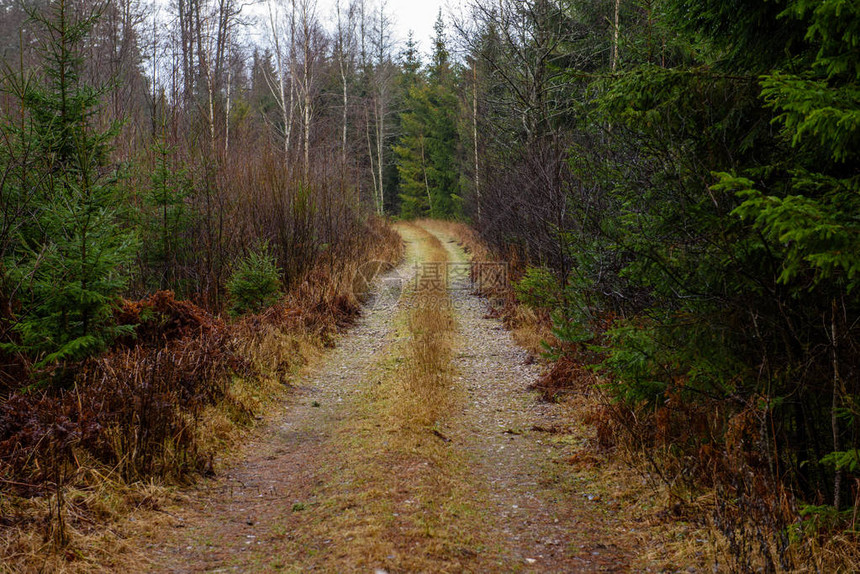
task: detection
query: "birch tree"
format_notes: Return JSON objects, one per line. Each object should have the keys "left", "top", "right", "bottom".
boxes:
{"left": 366, "top": 0, "right": 394, "bottom": 214}
{"left": 266, "top": 0, "right": 295, "bottom": 161}
{"left": 334, "top": 0, "right": 357, "bottom": 165}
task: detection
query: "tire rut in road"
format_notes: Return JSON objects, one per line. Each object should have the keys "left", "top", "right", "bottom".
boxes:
{"left": 425, "top": 223, "right": 636, "bottom": 573}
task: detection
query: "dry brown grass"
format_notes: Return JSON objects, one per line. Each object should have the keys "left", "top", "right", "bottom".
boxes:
{"left": 0, "top": 476, "right": 174, "bottom": 574}
{"left": 419, "top": 219, "right": 554, "bottom": 355}
{"left": 506, "top": 304, "right": 555, "bottom": 356}
{"left": 394, "top": 224, "right": 455, "bottom": 428}
{"left": 418, "top": 220, "right": 492, "bottom": 264}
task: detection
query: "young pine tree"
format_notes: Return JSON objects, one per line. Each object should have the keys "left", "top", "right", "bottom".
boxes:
{"left": 142, "top": 139, "right": 193, "bottom": 293}
{"left": 227, "top": 242, "right": 282, "bottom": 315}
{"left": 1, "top": 0, "right": 137, "bottom": 368}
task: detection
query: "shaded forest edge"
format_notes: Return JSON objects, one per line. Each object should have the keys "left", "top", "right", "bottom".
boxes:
{"left": 453, "top": 0, "right": 860, "bottom": 571}
{"left": 441, "top": 218, "right": 860, "bottom": 572}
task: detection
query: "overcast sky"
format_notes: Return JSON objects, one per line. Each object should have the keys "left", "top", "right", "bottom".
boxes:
{"left": 376, "top": 0, "right": 448, "bottom": 48}
{"left": 256, "top": 0, "right": 452, "bottom": 57}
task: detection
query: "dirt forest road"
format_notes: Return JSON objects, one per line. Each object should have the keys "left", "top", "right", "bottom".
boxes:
{"left": 127, "top": 222, "right": 668, "bottom": 573}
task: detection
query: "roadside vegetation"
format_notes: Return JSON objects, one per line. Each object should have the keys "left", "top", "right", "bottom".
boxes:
{"left": 437, "top": 1, "right": 860, "bottom": 571}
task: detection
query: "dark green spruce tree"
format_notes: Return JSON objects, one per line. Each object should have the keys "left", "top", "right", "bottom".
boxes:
{"left": 1, "top": 0, "right": 137, "bottom": 369}
{"left": 393, "top": 33, "right": 431, "bottom": 218}
{"left": 395, "top": 14, "right": 461, "bottom": 219}
{"left": 715, "top": 0, "right": 860, "bottom": 508}
{"left": 142, "top": 137, "right": 193, "bottom": 293}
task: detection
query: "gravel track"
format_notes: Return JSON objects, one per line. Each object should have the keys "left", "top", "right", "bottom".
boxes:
{"left": 130, "top": 223, "right": 641, "bottom": 573}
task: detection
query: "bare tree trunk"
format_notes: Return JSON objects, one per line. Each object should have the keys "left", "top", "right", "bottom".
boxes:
{"left": 178, "top": 0, "right": 194, "bottom": 106}
{"left": 611, "top": 0, "right": 620, "bottom": 72}
{"left": 193, "top": 0, "right": 216, "bottom": 154}
{"left": 365, "top": 107, "right": 378, "bottom": 207}
{"left": 372, "top": 1, "right": 389, "bottom": 215}
{"left": 342, "top": 70, "right": 348, "bottom": 163}
{"left": 214, "top": 0, "right": 233, "bottom": 87}
{"left": 287, "top": 3, "right": 296, "bottom": 155}
{"left": 375, "top": 95, "right": 384, "bottom": 214}
{"left": 280, "top": 65, "right": 289, "bottom": 159}
{"left": 336, "top": 0, "right": 351, "bottom": 165}
{"left": 304, "top": 71, "right": 311, "bottom": 175}
{"left": 302, "top": 7, "right": 311, "bottom": 176}
{"left": 832, "top": 298, "right": 844, "bottom": 510}
{"left": 225, "top": 52, "right": 231, "bottom": 154}
{"left": 420, "top": 136, "right": 432, "bottom": 214}
{"left": 267, "top": 0, "right": 289, "bottom": 161}
{"left": 150, "top": 9, "right": 159, "bottom": 136}
{"left": 472, "top": 60, "right": 480, "bottom": 220}
{"left": 359, "top": 0, "right": 366, "bottom": 68}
